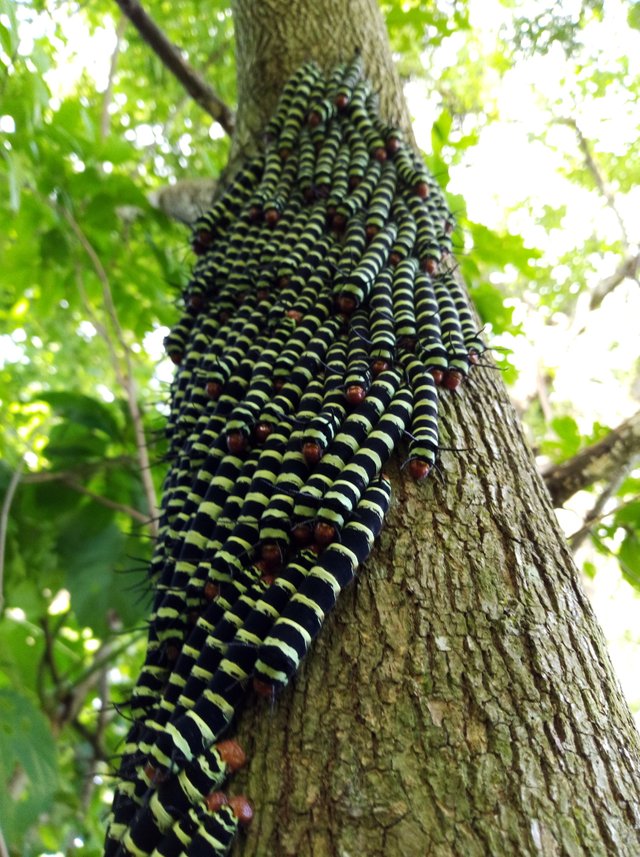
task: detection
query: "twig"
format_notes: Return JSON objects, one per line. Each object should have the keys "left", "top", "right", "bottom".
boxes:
{"left": 19, "top": 456, "right": 136, "bottom": 484}
{"left": 101, "top": 15, "right": 127, "bottom": 139}
{"left": 558, "top": 116, "right": 629, "bottom": 248}
{"left": 59, "top": 206, "right": 159, "bottom": 537}
{"left": 0, "top": 463, "right": 23, "bottom": 613}
{"left": 62, "top": 477, "right": 150, "bottom": 524}
{"left": 542, "top": 409, "right": 640, "bottom": 507}
{"left": 114, "top": 0, "right": 235, "bottom": 135}
{"left": 0, "top": 827, "right": 9, "bottom": 857}
{"left": 568, "top": 492, "right": 640, "bottom": 550}
{"left": 588, "top": 252, "right": 640, "bottom": 311}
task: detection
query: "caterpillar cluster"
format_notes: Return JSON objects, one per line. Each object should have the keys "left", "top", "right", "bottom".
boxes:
{"left": 105, "top": 55, "right": 485, "bottom": 856}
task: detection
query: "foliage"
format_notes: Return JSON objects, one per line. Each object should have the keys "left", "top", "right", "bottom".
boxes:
{"left": 1, "top": 0, "right": 639, "bottom": 851}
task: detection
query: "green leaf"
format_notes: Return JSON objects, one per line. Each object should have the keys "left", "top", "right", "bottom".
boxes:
{"left": 546, "top": 415, "right": 583, "bottom": 459}
{"left": 628, "top": 3, "right": 640, "bottom": 30}
{"left": 44, "top": 421, "right": 109, "bottom": 464}
{"left": 431, "top": 109, "right": 453, "bottom": 156}
{"left": 0, "top": 688, "right": 59, "bottom": 844}
{"left": 57, "top": 503, "right": 148, "bottom": 634}
{"left": 613, "top": 501, "right": 640, "bottom": 527}
{"left": 35, "top": 391, "right": 121, "bottom": 437}
{"left": 470, "top": 282, "right": 516, "bottom": 334}
{"left": 618, "top": 532, "right": 640, "bottom": 591}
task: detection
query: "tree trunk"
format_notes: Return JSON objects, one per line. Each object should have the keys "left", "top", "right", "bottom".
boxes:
{"left": 224, "top": 2, "right": 640, "bottom": 854}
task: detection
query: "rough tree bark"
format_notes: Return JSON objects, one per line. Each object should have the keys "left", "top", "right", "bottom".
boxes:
{"left": 204, "top": 2, "right": 640, "bottom": 854}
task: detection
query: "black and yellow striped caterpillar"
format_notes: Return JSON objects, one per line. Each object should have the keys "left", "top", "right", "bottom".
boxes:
{"left": 106, "top": 54, "right": 487, "bottom": 857}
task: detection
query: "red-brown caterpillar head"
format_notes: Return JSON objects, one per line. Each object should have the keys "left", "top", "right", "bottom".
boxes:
{"left": 371, "top": 359, "right": 390, "bottom": 376}
{"left": 444, "top": 369, "right": 463, "bottom": 390}
{"left": 216, "top": 740, "right": 247, "bottom": 772}
{"left": 206, "top": 381, "right": 222, "bottom": 400}
{"left": 260, "top": 541, "right": 284, "bottom": 569}
{"left": 253, "top": 422, "right": 273, "bottom": 443}
{"left": 345, "top": 385, "right": 366, "bottom": 406}
{"left": 335, "top": 294, "right": 357, "bottom": 315}
{"left": 408, "top": 459, "right": 431, "bottom": 481}
{"left": 229, "top": 796, "right": 254, "bottom": 826}
{"left": 420, "top": 257, "right": 439, "bottom": 276}
{"left": 204, "top": 581, "right": 220, "bottom": 601}
{"left": 314, "top": 521, "right": 337, "bottom": 547}
{"left": 302, "top": 441, "right": 323, "bottom": 465}
{"left": 226, "top": 431, "right": 248, "bottom": 453}
{"left": 291, "top": 522, "right": 313, "bottom": 546}
{"left": 253, "top": 677, "right": 276, "bottom": 699}
{"left": 205, "top": 791, "right": 229, "bottom": 812}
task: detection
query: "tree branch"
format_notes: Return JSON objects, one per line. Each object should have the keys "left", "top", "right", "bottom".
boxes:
{"left": 101, "top": 15, "right": 127, "bottom": 139}
{"left": 568, "top": 491, "right": 640, "bottom": 551}
{"left": 0, "top": 464, "right": 23, "bottom": 613}
{"left": 113, "top": 0, "right": 235, "bottom": 135}
{"left": 588, "top": 251, "right": 640, "bottom": 311}
{"left": 61, "top": 477, "right": 151, "bottom": 525}
{"left": 542, "top": 409, "right": 640, "bottom": 507}
{"left": 60, "top": 206, "right": 159, "bottom": 537}
{"left": 558, "top": 116, "right": 629, "bottom": 247}
{"left": 149, "top": 177, "right": 219, "bottom": 224}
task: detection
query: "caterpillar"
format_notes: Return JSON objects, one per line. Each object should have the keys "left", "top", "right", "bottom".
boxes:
{"left": 313, "top": 119, "right": 343, "bottom": 195}
{"left": 346, "top": 80, "right": 386, "bottom": 161}
{"left": 293, "top": 368, "right": 402, "bottom": 537}
{"left": 253, "top": 478, "right": 392, "bottom": 694}
{"left": 366, "top": 159, "right": 397, "bottom": 237}
{"left": 114, "top": 742, "right": 246, "bottom": 856}
{"left": 432, "top": 275, "right": 469, "bottom": 389}
{"left": 185, "top": 797, "right": 253, "bottom": 857}
{"left": 314, "top": 386, "right": 413, "bottom": 544}
{"left": 277, "top": 63, "right": 323, "bottom": 158}
{"left": 108, "top": 56, "right": 483, "bottom": 857}
{"left": 438, "top": 271, "right": 485, "bottom": 361}
{"left": 344, "top": 308, "right": 372, "bottom": 405}
{"left": 413, "top": 270, "right": 449, "bottom": 384}
{"left": 391, "top": 257, "right": 419, "bottom": 348}
{"left": 326, "top": 143, "right": 350, "bottom": 214}
{"left": 300, "top": 337, "right": 349, "bottom": 466}
{"left": 191, "top": 156, "right": 264, "bottom": 255}
{"left": 368, "top": 266, "right": 396, "bottom": 374}
{"left": 334, "top": 221, "right": 397, "bottom": 313}
{"left": 399, "top": 350, "right": 440, "bottom": 480}
{"left": 333, "top": 52, "right": 363, "bottom": 109}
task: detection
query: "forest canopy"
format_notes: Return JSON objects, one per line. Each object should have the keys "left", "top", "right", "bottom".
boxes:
{"left": 1, "top": 0, "right": 639, "bottom": 853}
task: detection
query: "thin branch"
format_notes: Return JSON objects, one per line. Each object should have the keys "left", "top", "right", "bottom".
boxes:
{"left": 62, "top": 477, "right": 150, "bottom": 524}
{"left": 0, "top": 464, "right": 23, "bottom": 613}
{"left": 542, "top": 409, "right": 640, "bottom": 507}
{"left": 588, "top": 251, "right": 640, "bottom": 311}
{"left": 568, "top": 492, "right": 640, "bottom": 550}
{"left": 101, "top": 15, "right": 127, "bottom": 139}
{"left": 19, "top": 456, "right": 136, "bottom": 484}
{"left": 0, "top": 827, "right": 9, "bottom": 857}
{"left": 149, "top": 177, "right": 219, "bottom": 224}
{"left": 114, "top": 0, "right": 235, "bottom": 135}
{"left": 59, "top": 206, "right": 159, "bottom": 537}
{"left": 558, "top": 116, "right": 629, "bottom": 248}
